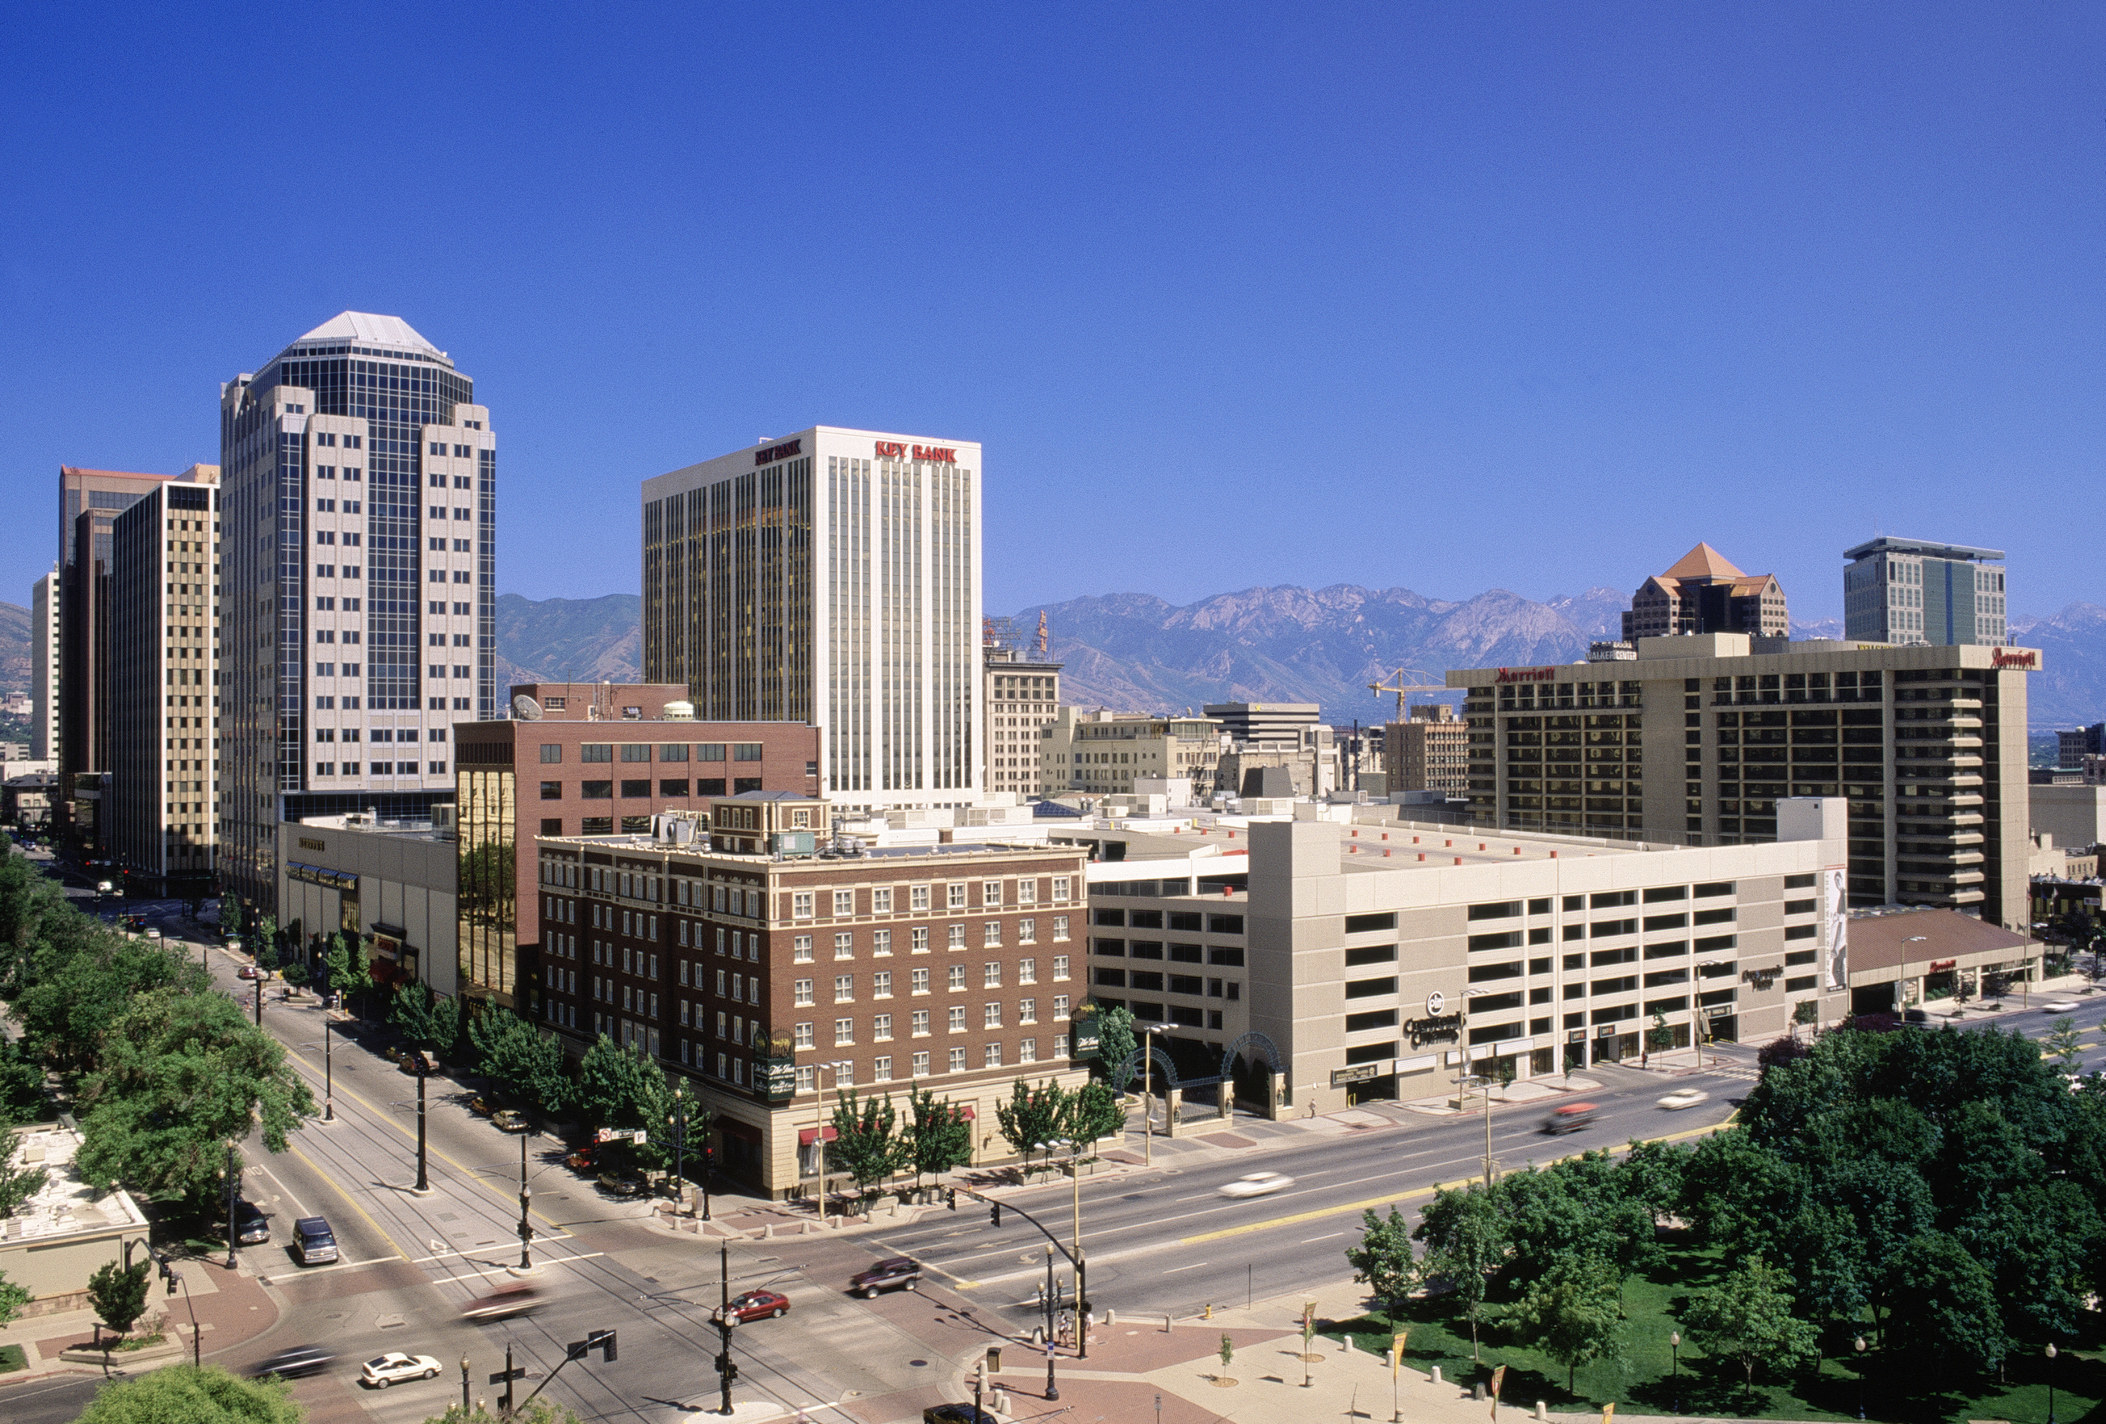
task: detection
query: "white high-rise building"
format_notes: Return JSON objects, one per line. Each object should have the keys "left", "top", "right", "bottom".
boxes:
{"left": 218, "top": 313, "right": 496, "bottom": 912}
{"left": 642, "top": 428, "right": 983, "bottom": 814}
{"left": 1843, "top": 537, "right": 2007, "bottom": 647}
{"left": 30, "top": 567, "right": 57, "bottom": 762}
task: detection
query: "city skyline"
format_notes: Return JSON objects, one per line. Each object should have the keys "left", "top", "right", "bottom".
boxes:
{"left": 5, "top": 8, "right": 2104, "bottom": 624}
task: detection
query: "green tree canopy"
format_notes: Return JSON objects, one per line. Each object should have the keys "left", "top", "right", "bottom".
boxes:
{"left": 1344, "top": 1205, "right": 1417, "bottom": 1326}
{"left": 76, "top": 1365, "right": 300, "bottom": 1424}
{"left": 1066, "top": 1080, "right": 1126, "bottom": 1145}
{"left": 0, "top": 1268, "right": 27, "bottom": 1328}
{"left": 1413, "top": 1182, "right": 1508, "bottom": 1360}
{"left": 11, "top": 923, "right": 209, "bottom": 1073}
{"left": 1094, "top": 1004, "right": 1137, "bottom": 1084}
{"left": 1680, "top": 1258, "right": 1819, "bottom": 1407}
{"left": 572, "top": 1036, "right": 670, "bottom": 1164}
{"left": 903, "top": 1084, "right": 974, "bottom": 1185}
{"left": 74, "top": 989, "right": 315, "bottom": 1213}
{"left": 1884, "top": 1231, "right": 2005, "bottom": 1378}
{"left": 829, "top": 1088, "right": 904, "bottom": 1195}
{"left": 468, "top": 1007, "right": 569, "bottom": 1115}
{"left": 86, "top": 1256, "right": 151, "bottom": 1334}
{"left": 1509, "top": 1255, "right": 1626, "bottom": 1393}
{"left": 995, "top": 1078, "right": 1069, "bottom": 1170}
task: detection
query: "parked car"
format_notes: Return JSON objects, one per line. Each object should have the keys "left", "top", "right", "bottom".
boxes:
{"left": 238, "top": 965, "right": 266, "bottom": 981}
{"left": 849, "top": 1256, "right": 922, "bottom": 1298}
{"left": 1656, "top": 1088, "right": 1709, "bottom": 1111}
{"left": 360, "top": 1352, "right": 442, "bottom": 1388}
{"left": 1218, "top": 1171, "right": 1294, "bottom": 1199}
{"left": 292, "top": 1215, "right": 338, "bottom": 1265}
{"left": 491, "top": 1109, "right": 528, "bottom": 1133}
{"left": 468, "top": 1095, "right": 497, "bottom": 1117}
{"left": 1902, "top": 1007, "right": 1931, "bottom": 1024}
{"left": 565, "top": 1144, "right": 600, "bottom": 1173}
{"left": 1541, "top": 1102, "right": 1600, "bottom": 1135}
{"left": 232, "top": 1200, "right": 270, "bottom": 1245}
{"left": 248, "top": 1345, "right": 335, "bottom": 1379}
{"left": 923, "top": 1406, "right": 999, "bottom": 1424}
{"left": 598, "top": 1168, "right": 646, "bottom": 1197}
{"left": 141, "top": 926, "right": 161, "bottom": 941}
{"left": 720, "top": 1289, "right": 790, "bottom": 1324}
{"left": 460, "top": 1284, "right": 542, "bottom": 1322}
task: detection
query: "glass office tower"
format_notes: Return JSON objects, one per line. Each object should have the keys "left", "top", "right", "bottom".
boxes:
{"left": 219, "top": 313, "right": 496, "bottom": 912}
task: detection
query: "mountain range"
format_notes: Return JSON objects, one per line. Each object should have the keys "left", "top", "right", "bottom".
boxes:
{"left": 1, "top": 586, "right": 2100, "bottom": 730}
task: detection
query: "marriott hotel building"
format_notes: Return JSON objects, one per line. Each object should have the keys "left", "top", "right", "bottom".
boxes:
{"left": 1445, "top": 634, "right": 2038, "bottom": 930}
{"left": 643, "top": 428, "right": 983, "bottom": 816}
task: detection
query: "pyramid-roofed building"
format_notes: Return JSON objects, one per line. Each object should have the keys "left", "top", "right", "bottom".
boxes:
{"left": 1621, "top": 543, "right": 1788, "bottom": 641}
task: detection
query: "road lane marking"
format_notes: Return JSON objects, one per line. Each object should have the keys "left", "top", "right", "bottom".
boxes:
{"left": 1300, "top": 1232, "right": 1344, "bottom": 1243}
{"left": 287, "top": 1142, "right": 413, "bottom": 1262}
{"left": 255, "top": 1161, "right": 313, "bottom": 1219}
{"left": 1163, "top": 1261, "right": 1210, "bottom": 1273}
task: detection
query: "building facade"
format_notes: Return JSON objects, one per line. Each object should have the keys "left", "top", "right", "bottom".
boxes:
{"left": 275, "top": 814, "right": 460, "bottom": 998}
{"left": 107, "top": 479, "right": 220, "bottom": 897}
{"left": 30, "top": 568, "right": 57, "bottom": 763}
{"left": 2058, "top": 722, "right": 2104, "bottom": 770}
{"left": 533, "top": 806, "right": 1088, "bottom": 1194}
{"left": 451, "top": 692, "right": 820, "bottom": 1011}
{"left": 981, "top": 619, "right": 1061, "bottom": 800}
{"left": 56, "top": 464, "right": 214, "bottom": 860}
{"left": 641, "top": 428, "right": 983, "bottom": 815}
{"left": 1843, "top": 537, "right": 2006, "bottom": 647}
{"left": 1447, "top": 633, "right": 2037, "bottom": 929}
{"left": 1622, "top": 543, "right": 1788, "bottom": 641}
{"left": 218, "top": 313, "right": 497, "bottom": 913}
{"left": 1077, "top": 800, "right": 1850, "bottom": 1115}
{"left": 1384, "top": 704, "right": 1469, "bottom": 795}
{"left": 1039, "top": 707, "right": 1223, "bottom": 798}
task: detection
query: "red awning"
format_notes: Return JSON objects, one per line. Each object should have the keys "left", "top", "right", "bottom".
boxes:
{"left": 797, "top": 1126, "right": 840, "bottom": 1146}
{"left": 958, "top": 1105, "right": 975, "bottom": 1121}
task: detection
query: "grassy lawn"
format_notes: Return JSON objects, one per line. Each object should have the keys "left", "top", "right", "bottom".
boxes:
{"left": 1329, "top": 1242, "right": 2106, "bottom": 1423}
{"left": 0, "top": 1342, "right": 25, "bottom": 1373}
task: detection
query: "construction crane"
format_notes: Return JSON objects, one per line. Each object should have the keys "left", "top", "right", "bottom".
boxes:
{"left": 1367, "top": 668, "right": 1463, "bottom": 720}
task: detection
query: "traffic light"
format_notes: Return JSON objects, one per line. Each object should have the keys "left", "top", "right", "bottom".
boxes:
{"left": 990, "top": 1202, "right": 1002, "bottom": 1227}
{"left": 947, "top": 1187, "right": 958, "bottom": 1211}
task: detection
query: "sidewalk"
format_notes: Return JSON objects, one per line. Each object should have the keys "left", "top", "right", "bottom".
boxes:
{"left": 0, "top": 1255, "right": 280, "bottom": 1388}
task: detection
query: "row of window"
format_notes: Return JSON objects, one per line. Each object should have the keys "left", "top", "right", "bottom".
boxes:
{"left": 791, "top": 877, "right": 1074, "bottom": 918}
{"left": 544, "top": 778, "right": 760, "bottom": 799}
{"left": 539, "top": 743, "right": 765, "bottom": 764}
{"left": 775, "top": 1041, "right": 1068, "bottom": 1091}
{"left": 786, "top": 997, "right": 1073, "bottom": 1045}
{"left": 788, "top": 959, "right": 1071, "bottom": 1001}
{"left": 312, "top": 761, "right": 443, "bottom": 776}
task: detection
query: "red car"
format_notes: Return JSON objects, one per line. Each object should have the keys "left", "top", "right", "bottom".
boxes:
{"left": 720, "top": 1289, "right": 790, "bottom": 1324}
{"left": 565, "top": 1144, "right": 599, "bottom": 1173}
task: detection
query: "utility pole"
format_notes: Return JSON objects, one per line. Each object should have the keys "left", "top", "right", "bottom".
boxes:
{"left": 713, "top": 1240, "right": 737, "bottom": 1414}
{"left": 253, "top": 971, "right": 262, "bottom": 1027}
{"left": 322, "top": 1017, "right": 333, "bottom": 1122}
{"left": 414, "top": 1053, "right": 430, "bottom": 1193}
{"left": 672, "top": 1081, "right": 686, "bottom": 1217}
{"left": 518, "top": 1128, "right": 534, "bottom": 1271}
{"left": 224, "top": 1142, "right": 237, "bottom": 1269}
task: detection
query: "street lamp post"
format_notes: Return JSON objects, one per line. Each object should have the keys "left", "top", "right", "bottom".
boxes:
{"left": 224, "top": 1142, "right": 237, "bottom": 1269}
{"left": 414, "top": 1053, "right": 430, "bottom": 1193}
{"left": 322, "top": 1017, "right": 333, "bottom": 1122}
{"left": 671, "top": 1080, "right": 687, "bottom": 1217}
{"left": 813, "top": 1060, "right": 851, "bottom": 1227}
{"left": 1141, "top": 1023, "right": 1168, "bottom": 1166}
{"left": 518, "top": 1128, "right": 534, "bottom": 1271}
{"left": 1853, "top": 1334, "right": 1867, "bottom": 1421}
{"left": 2047, "top": 1341, "right": 2059, "bottom": 1424}
{"left": 460, "top": 1354, "right": 471, "bottom": 1413}
{"left": 1670, "top": 1331, "right": 1680, "bottom": 1414}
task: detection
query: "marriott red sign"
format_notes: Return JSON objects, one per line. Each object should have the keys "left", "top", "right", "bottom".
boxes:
{"left": 1990, "top": 648, "right": 2038, "bottom": 670}
{"left": 1495, "top": 666, "right": 1556, "bottom": 684}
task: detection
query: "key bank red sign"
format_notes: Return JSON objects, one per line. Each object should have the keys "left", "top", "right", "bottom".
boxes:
{"left": 1991, "top": 648, "right": 2038, "bottom": 670}
{"left": 874, "top": 441, "right": 958, "bottom": 463}
{"left": 1495, "top": 666, "right": 1556, "bottom": 684}
{"left": 754, "top": 439, "right": 802, "bottom": 466}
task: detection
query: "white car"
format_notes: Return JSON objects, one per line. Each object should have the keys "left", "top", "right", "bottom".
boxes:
{"left": 142, "top": 927, "right": 161, "bottom": 941}
{"left": 360, "top": 1353, "right": 442, "bottom": 1388}
{"left": 2044, "top": 1001, "right": 2082, "bottom": 1015}
{"left": 1218, "top": 1171, "right": 1295, "bottom": 1199}
{"left": 1656, "top": 1088, "right": 1710, "bottom": 1111}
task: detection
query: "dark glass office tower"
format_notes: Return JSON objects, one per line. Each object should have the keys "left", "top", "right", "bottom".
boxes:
{"left": 219, "top": 313, "right": 496, "bottom": 913}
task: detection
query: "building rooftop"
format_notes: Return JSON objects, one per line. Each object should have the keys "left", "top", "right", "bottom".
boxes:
{"left": 1842, "top": 536, "right": 2006, "bottom": 563}
{"left": 1843, "top": 906, "right": 2030, "bottom": 971}
{"left": 533, "top": 831, "right": 1072, "bottom": 863}
{"left": 1662, "top": 542, "right": 1747, "bottom": 580}
{"left": 277, "top": 312, "right": 453, "bottom": 368}
{"left": 1, "top": 1121, "right": 148, "bottom": 1245}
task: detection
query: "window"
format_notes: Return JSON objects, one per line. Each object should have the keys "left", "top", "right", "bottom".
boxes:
{"left": 793, "top": 935, "right": 813, "bottom": 963}
{"left": 873, "top": 1013, "right": 893, "bottom": 1041}
{"left": 833, "top": 889, "right": 855, "bottom": 916}
{"left": 795, "top": 1064, "right": 814, "bottom": 1092}
{"left": 873, "top": 928, "right": 892, "bottom": 956}
{"left": 984, "top": 921, "right": 1002, "bottom": 948}
{"left": 834, "top": 931, "right": 854, "bottom": 959}
{"left": 983, "top": 880, "right": 1003, "bottom": 907}
{"left": 983, "top": 962, "right": 1002, "bottom": 988}
{"left": 541, "top": 781, "right": 562, "bottom": 800}
{"left": 873, "top": 1056, "right": 892, "bottom": 1082}
{"left": 1019, "top": 998, "right": 1037, "bottom": 1024}
{"left": 984, "top": 1002, "right": 1003, "bottom": 1029}
{"left": 539, "top": 745, "right": 562, "bottom": 764}
{"left": 949, "top": 1048, "right": 967, "bottom": 1073}
{"left": 911, "top": 1010, "right": 930, "bottom": 1037}
{"left": 948, "top": 1006, "right": 967, "bottom": 1033}
{"left": 947, "top": 925, "right": 966, "bottom": 949}
{"left": 1017, "top": 917, "right": 1036, "bottom": 944}
{"left": 911, "top": 885, "right": 931, "bottom": 911}
{"left": 1052, "top": 877, "right": 1071, "bottom": 901}
{"left": 1053, "top": 994, "right": 1070, "bottom": 1021}
{"left": 911, "top": 967, "right": 931, "bottom": 994}
{"left": 1018, "top": 880, "right": 1037, "bottom": 906}
{"left": 1053, "top": 955, "right": 1070, "bottom": 981}
{"left": 834, "top": 974, "right": 854, "bottom": 1003}
{"left": 911, "top": 927, "right": 930, "bottom": 952}
{"left": 793, "top": 1023, "right": 814, "bottom": 1050}
{"left": 794, "top": 979, "right": 814, "bottom": 1007}
{"left": 1053, "top": 916, "right": 1070, "bottom": 942}
{"left": 947, "top": 884, "right": 967, "bottom": 909}
{"left": 947, "top": 965, "right": 966, "bottom": 991}
{"left": 873, "top": 888, "right": 893, "bottom": 913}
{"left": 874, "top": 971, "right": 892, "bottom": 997}
{"left": 834, "top": 1018, "right": 854, "bottom": 1046}
{"left": 1018, "top": 957, "right": 1036, "bottom": 984}
{"left": 912, "top": 1051, "right": 932, "bottom": 1077}
{"left": 984, "top": 1044, "right": 1003, "bottom": 1069}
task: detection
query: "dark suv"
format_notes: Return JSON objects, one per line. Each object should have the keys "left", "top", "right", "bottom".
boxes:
{"left": 849, "top": 1256, "right": 921, "bottom": 1298}
{"left": 293, "top": 1216, "right": 338, "bottom": 1265}
{"left": 233, "top": 1200, "right": 270, "bottom": 1245}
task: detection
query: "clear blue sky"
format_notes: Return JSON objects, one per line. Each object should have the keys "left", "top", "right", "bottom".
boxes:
{"left": 5, "top": 4, "right": 2102, "bottom": 623}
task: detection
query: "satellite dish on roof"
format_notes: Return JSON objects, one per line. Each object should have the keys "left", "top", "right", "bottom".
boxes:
{"left": 512, "top": 694, "right": 544, "bottom": 721}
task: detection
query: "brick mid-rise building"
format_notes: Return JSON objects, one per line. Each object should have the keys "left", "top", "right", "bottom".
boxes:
{"left": 533, "top": 798, "right": 1087, "bottom": 1194}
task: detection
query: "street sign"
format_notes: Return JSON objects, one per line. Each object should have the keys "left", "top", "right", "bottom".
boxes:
{"left": 489, "top": 1368, "right": 527, "bottom": 1384}
{"left": 594, "top": 1127, "right": 647, "bottom": 1144}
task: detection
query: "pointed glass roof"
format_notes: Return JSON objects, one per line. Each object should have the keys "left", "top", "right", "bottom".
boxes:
{"left": 277, "top": 312, "right": 452, "bottom": 367}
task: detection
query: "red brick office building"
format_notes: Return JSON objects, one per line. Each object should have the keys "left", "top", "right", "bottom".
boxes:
{"left": 447, "top": 684, "right": 819, "bottom": 1011}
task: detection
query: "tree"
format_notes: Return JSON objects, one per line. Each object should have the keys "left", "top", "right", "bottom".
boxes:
{"left": 1095, "top": 1004, "right": 1137, "bottom": 1085}
{"left": 422, "top": 1399, "right": 584, "bottom": 1424}
{"left": 1412, "top": 1183, "right": 1507, "bottom": 1360}
{"left": 1510, "top": 1256, "right": 1625, "bottom": 1394}
{"left": 572, "top": 1036, "right": 671, "bottom": 1165}
{"left": 830, "top": 1089, "right": 904, "bottom": 1201}
{"left": 0, "top": 1142, "right": 48, "bottom": 1220}
{"left": 87, "top": 1256, "right": 151, "bottom": 1335}
{"left": 1345, "top": 1205, "right": 1417, "bottom": 1326}
{"left": 0, "top": 1037, "right": 46, "bottom": 1121}
{"left": 75, "top": 1365, "right": 300, "bottom": 1424}
{"left": 996, "top": 1078, "right": 1069, "bottom": 1172}
{"left": 218, "top": 896, "right": 242, "bottom": 938}
{"left": 0, "top": 1268, "right": 29, "bottom": 1329}
{"left": 903, "top": 1084, "right": 974, "bottom": 1188}
{"left": 2045, "top": 1019, "right": 2085, "bottom": 1074}
{"left": 75, "top": 989, "right": 315, "bottom": 1214}
{"left": 1618, "top": 1138, "right": 1686, "bottom": 1229}
{"left": 1679, "top": 1258, "right": 1818, "bottom": 1409}
{"left": 1219, "top": 1332, "right": 1234, "bottom": 1380}
{"left": 1066, "top": 1080, "right": 1125, "bottom": 1145}
{"left": 11, "top": 927, "right": 210, "bottom": 1073}
{"left": 1643, "top": 1009, "right": 1673, "bottom": 1066}
{"left": 390, "top": 982, "right": 459, "bottom": 1056}
{"left": 249, "top": 914, "right": 278, "bottom": 971}
{"left": 469, "top": 1008, "right": 569, "bottom": 1116}
{"left": 1884, "top": 1232, "right": 2005, "bottom": 1378}
{"left": 322, "top": 931, "right": 371, "bottom": 1011}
